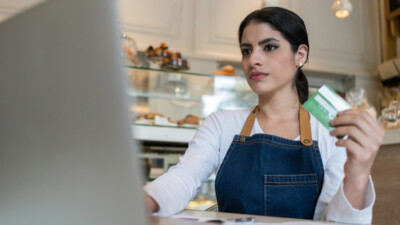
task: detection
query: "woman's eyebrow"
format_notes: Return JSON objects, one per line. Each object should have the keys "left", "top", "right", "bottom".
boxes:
{"left": 258, "top": 37, "right": 279, "bottom": 46}
{"left": 240, "top": 43, "right": 252, "bottom": 48}
{"left": 240, "top": 38, "right": 280, "bottom": 48}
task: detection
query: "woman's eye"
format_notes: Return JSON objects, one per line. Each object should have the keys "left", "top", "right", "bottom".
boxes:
{"left": 241, "top": 49, "right": 252, "bottom": 56}
{"left": 264, "top": 44, "right": 278, "bottom": 51}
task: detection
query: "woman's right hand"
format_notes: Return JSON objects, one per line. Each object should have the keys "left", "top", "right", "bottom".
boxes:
{"left": 145, "top": 194, "right": 160, "bottom": 214}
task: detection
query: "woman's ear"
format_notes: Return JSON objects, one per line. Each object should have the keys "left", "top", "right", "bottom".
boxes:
{"left": 295, "top": 44, "right": 308, "bottom": 67}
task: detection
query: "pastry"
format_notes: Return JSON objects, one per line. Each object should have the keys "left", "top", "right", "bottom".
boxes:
{"left": 162, "top": 57, "right": 170, "bottom": 65}
{"left": 145, "top": 112, "right": 164, "bottom": 120}
{"left": 145, "top": 46, "right": 154, "bottom": 57}
{"left": 213, "top": 65, "right": 238, "bottom": 76}
{"left": 154, "top": 47, "right": 162, "bottom": 56}
{"left": 177, "top": 114, "right": 200, "bottom": 126}
{"left": 146, "top": 42, "right": 189, "bottom": 70}
{"left": 160, "top": 42, "right": 168, "bottom": 49}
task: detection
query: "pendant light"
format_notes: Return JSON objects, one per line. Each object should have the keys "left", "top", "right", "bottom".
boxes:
{"left": 261, "top": 0, "right": 280, "bottom": 8}
{"left": 331, "top": 0, "right": 352, "bottom": 18}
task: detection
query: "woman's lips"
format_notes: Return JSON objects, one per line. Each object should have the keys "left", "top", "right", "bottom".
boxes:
{"left": 249, "top": 71, "right": 269, "bottom": 80}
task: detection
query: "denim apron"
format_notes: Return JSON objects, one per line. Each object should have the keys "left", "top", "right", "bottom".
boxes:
{"left": 215, "top": 105, "right": 324, "bottom": 219}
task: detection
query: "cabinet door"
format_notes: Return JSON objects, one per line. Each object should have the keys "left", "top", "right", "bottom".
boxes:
{"left": 194, "top": 0, "right": 263, "bottom": 59}
{"left": 194, "top": 0, "right": 380, "bottom": 76}
{"left": 292, "top": 0, "right": 380, "bottom": 76}
{"left": 117, "top": 0, "right": 195, "bottom": 52}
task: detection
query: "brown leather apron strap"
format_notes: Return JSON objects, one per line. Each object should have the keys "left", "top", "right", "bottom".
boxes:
{"left": 239, "top": 106, "right": 259, "bottom": 136}
{"left": 239, "top": 105, "right": 313, "bottom": 146}
{"left": 299, "top": 105, "right": 313, "bottom": 146}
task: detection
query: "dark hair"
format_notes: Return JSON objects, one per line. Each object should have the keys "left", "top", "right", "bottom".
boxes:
{"left": 238, "top": 7, "right": 309, "bottom": 104}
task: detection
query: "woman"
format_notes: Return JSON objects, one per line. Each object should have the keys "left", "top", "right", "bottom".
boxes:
{"left": 144, "top": 7, "right": 384, "bottom": 224}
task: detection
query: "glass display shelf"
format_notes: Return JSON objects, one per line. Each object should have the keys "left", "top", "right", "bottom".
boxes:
{"left": 133, "top": 122, "right": 197, "bottom": 130}
{"left": 126, "top": 65, "right": 322, "bottom": 143}
{"left": 125, "top": 65, "right": 219, "bottom": 78}
{"left": 127, "top": 90, "right": 202, "bottom": 102}
{"left": 125, "top": 65, "right": 257, "bottom": 125}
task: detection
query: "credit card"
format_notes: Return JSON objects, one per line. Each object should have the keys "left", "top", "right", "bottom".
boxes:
{"left": 303, "top": 85, "right": 351, "bottom": 131}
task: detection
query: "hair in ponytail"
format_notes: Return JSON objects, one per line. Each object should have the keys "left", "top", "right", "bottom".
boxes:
{"left": 238, "top": 7, "right": 310, "bottom": 103}
{"left": 296, "top": 69, "right": 309, "bottom": 104}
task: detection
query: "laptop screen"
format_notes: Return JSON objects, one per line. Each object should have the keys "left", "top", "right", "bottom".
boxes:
{"left": 0, "top": 0, "right": 147, "bottom": 224}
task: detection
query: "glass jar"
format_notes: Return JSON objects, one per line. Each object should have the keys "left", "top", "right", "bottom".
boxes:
{"left": 379, "top": 100, "right": 400, "bottom": 130}
{"left": 120, "top": 32, "right": 142, "bottom": 66}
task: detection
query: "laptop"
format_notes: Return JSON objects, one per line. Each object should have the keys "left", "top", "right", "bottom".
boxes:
{"left": 0, "top": 1, "right": 147, "bottom": 224}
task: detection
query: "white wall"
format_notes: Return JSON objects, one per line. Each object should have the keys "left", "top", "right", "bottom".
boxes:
{"left": 0, "top": 0, "right": 384, "bottom": 108}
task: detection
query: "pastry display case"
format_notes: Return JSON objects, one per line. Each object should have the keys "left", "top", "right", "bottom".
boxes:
{"left": 126, "top": 65, "right": 258, "bottom": 143}
{"left": 127, "top": 65, "right": 257, "bottom": 210}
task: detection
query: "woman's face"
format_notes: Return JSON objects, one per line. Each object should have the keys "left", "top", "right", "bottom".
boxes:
{"left": 240, "top": 21, "right": 304, "bottom": 96}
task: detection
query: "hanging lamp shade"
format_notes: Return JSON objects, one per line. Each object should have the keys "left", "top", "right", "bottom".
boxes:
{"left": 262, "top": 0, "right": 280, "bottom": 8}
{"left": 331, "top": 0, "right": 352, "bottom": 18}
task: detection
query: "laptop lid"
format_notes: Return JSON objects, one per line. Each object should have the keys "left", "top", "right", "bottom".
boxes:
{"left": 0, "top": 0, "right": 147, "bottom": 224}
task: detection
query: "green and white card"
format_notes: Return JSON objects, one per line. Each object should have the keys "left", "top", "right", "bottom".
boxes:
{"left": 303, "top": 85, "right": 351, "bottom": 131}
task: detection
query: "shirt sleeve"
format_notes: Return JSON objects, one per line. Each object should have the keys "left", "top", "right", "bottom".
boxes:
{"left": 322, "top": 177, "right": 375, "bottom": 224}
{"left": 314, "top": 137, "right": 376, "bottom": 224}
{"left": 143, "top": 111, "right": 223, "bottom": 217}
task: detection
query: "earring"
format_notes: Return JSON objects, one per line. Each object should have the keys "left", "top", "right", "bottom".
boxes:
{"left": 298, "top": 63, "right": 303, "bottom": 67}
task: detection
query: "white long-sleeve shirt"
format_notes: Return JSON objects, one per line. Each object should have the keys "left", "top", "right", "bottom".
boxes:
{"left": 144, "top": 107, "right": 375, "bottom": 224}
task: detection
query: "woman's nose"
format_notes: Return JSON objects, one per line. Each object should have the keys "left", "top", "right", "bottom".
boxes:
{"left": 248, "top": 50, "right": 262, "bottom": 67}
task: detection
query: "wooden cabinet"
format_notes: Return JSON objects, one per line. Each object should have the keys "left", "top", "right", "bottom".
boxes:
{"left": 193, "top": 0, "right": 261, "bottom": 59}
{"left": 117, "top": 0, "right": 380, "bottom": 77}
{"left": 295, "top": 0, "right": 380, "bottom": 76}
{"left": 0, "top": 0, "right": 381, "bottom": 77}
{"left": 117, "top": 0, "right": 195, "bottom": 53}
{"left": 194, "top": 0, "right": 381, "bottom": 76}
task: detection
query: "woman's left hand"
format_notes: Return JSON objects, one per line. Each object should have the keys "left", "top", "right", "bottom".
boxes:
{"left": 329, "top": 109, "right": 385, "bottom": 209}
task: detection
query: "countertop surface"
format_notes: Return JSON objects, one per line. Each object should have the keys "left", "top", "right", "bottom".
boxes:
{"left": 382, "top": 129, "right": 400, "bottom": 146}
{"left": 150, "top": 210, "right": 352, "bottom": 225}
{"left": 134, "top": 124, "right": 400, "bottom": 146}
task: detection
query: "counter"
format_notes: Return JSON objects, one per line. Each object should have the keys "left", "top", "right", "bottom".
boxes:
{"left": 134, "top": 124, "right": 400, "bottom": 145}
{"left": 371, "top": 142, "right": 400, "bottom": 225}
{"left": 133, "top": 124, "right": 196, "bottom": 143}
{"left": 151, "top": 210, "right": 350, "bottom": 225}
{"left": 382, "top": 129, "right": 400, "bottom": 145}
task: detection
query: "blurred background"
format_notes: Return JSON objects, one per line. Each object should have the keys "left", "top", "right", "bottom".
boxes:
{"left": 1, "top": 1, "right": 399, "bottom": 224}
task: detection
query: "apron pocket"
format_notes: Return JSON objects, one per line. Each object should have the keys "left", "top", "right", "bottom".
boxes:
{"left": 264, "top": 174, "right": 318, "bottom": 219}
